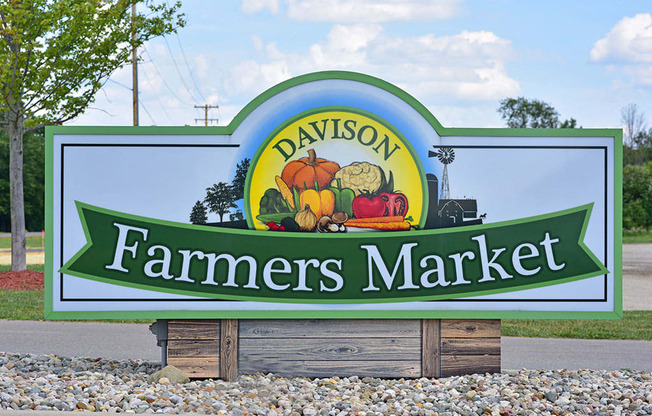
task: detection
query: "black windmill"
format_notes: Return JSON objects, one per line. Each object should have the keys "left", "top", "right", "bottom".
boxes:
{"left": 431, "top": 147, "right": 455, "bottom": 200}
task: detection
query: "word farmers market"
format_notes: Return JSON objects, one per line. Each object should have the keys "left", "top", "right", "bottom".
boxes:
{"left": 105, "top": 222, "right": 566, "bottom": 295}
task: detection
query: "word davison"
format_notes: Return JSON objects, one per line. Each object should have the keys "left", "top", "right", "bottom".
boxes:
{"left": 105, "top": 223, "right": 567, "bottom": 295}
{"left": 272, "top": 118, "right": 402, "bottom": 162}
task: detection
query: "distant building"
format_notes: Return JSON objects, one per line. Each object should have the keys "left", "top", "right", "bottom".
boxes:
{"left": 437, "top": 199, "right": 482, "bottom": 227}
{"left": 424, "top": 173, "right": 483, "bottom": 229}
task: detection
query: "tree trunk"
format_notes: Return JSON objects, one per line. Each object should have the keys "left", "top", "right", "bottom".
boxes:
{"left": 8, "top": 114, "right": 26, "bottom": 271}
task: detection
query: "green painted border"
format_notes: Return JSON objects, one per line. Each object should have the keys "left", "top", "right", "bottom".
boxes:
{"left": 243, "top": 106, "right": 429, "bottom": 230}
{"left": 44, "top": 309, "right": 621, "bottom": 320}
{"left": 614, "top": 129, "right": 623, "bottom": 318}
{"left": 44, "top": 70, "right": 623, "bottom": 320}
{"left": 45, "top": 127, "right": 54, "bottom": 321}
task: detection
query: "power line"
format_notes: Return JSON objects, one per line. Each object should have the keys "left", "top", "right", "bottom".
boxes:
{"left": 142, "top": 45, "right": 193, "bottom": 107}
{"left": 140, "top": 64, "right": 174, "bottom": 123}
{"left": 140, "top": 100, "right": 157, "bottom": 125}
{"left": 161, "top": 0, "right": 208, "bottom": 104}
{"left": 175, "top": 33, "right": 207, "bottom": 103}
{"left": 163, "top": 36, "right": 200, "bottom": 104}
{"left": 108, "top": 78, "right": 132, "bottom": 91}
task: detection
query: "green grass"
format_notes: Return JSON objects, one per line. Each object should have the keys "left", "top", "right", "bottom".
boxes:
{"left": 0, "top": 289, "right": 154, "bottom": 323}
{"left": 502, "top": 311, "right": 652, "bottom": 340}
{"left": 0, "top": 236, "right": 44, "bottom": 249}
{"left": 0, "top": 263, "right": 150, "bottom": 323}
{"left": 0, "top": 290, "right": 45, "bottom": 320}
{"left": 0, "top": 264, "right": 44, "bottom": 273}
{"left": 623, "top": 230, "right": 652, "bottom": 244}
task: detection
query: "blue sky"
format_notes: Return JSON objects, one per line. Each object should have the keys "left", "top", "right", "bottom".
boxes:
{"left": 70, "top": 0, "right": 652, "bottom": 130}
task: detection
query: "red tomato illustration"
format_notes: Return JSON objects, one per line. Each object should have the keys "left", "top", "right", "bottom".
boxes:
{"left": 380, "top": 192, "right": 409, "bottom": 217}
{"left": 352, "top": 194, "right": 386, "bottom": 218}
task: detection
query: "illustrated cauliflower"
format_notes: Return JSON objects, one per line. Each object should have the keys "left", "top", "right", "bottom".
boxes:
{"left": 331, "top": 162, "right": 384, "bottom": 196}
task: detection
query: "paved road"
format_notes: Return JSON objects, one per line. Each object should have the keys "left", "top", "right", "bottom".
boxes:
{"left": 0, "top": 248, "right": 44, "bottom": 253}
{"left": 623, "top": 244, "right": 652, "bottom": 310}
{"left": 0, "top": 320, "right": 161, "bottom": 361}
{"left": 0, "top": 320, "right": 650, "bottom": 372}
{"left": 502, "top": 336, "right": 652, "bottom": 372}
{"left": 0, "top": 232, "right": 43, "bottom": 238}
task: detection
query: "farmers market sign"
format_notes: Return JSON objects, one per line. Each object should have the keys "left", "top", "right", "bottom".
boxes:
{"left": 46, "top": 71, "right": 622, "bottom": 319}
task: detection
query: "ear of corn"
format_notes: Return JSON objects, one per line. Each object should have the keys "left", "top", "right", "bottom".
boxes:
{"left": 275, "top": 176, "right": 295, "bottom": 210}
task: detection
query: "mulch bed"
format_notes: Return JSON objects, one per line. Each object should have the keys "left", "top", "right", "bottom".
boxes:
{"left": 0, "top": 270, "right": 44, "bottom": 290}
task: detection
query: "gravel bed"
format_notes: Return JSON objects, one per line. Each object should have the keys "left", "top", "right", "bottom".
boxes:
{"left": 1, "top": 352, "right": 651, "bottom": 415}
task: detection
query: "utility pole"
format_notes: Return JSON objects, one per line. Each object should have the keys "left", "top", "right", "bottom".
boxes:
{"left": 132, "top": 3, "right": 139, "bottom": 126}
{"left": 194, "top": 104, "right": 219, "bottom": 126}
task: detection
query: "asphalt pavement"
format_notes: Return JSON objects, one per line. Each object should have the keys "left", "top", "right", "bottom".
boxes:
{"left": 622, "top": 243, "right": 652, "bottom": 310}
{"left": 0, "top": 320, "right": 160, "bottom": 361}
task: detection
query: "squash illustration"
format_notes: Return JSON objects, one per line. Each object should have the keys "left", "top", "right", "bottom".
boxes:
{"left": 281, "top": 149, "right": 340, "bottom": 191}
{"left": 299, "top": 188, "right": 335, "bottom": 219}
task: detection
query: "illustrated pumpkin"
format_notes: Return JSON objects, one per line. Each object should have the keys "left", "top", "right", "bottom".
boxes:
{"left": 281, "top": 149, "right": 340, "bottom": 191}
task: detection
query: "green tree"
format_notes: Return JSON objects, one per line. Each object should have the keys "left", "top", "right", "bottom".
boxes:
{"left": 621, "top": 103, "right": 647, "bottom": 147}
{"left": 189, "top": 200, "right": 207, "bottom": 225}
{"left": 622, "top": 165, "right": 652, "bottom": 230}
{"left": 231, "top": 158, "right": 250, "bottom": 200}
{"left": 623, "top": 129, "right": 652, "bottom": 166}
{"left": 0, "top": 0, "right": 184, "bottom": 270}
{"left": 0, "top": 128, "right": 44, "bottom": 232}
{"left": 621, "top": 104, "right": 650, "bottom": 166}
{"left": 204, "top": 183, "right": 237, "bottom": 222}
{"left": 498, "top": 97, "right": 577, "bottom": 128}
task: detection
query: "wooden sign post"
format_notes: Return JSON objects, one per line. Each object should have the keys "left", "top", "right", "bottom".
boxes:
{"left": 157, "top": 319, "right": 500, "bottom": 380}
{"left": 47, "top": 72, "right": 621, "bottom": 379}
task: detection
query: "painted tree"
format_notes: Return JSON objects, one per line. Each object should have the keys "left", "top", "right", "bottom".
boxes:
{"left": 498, "top": 97, "right": 577, "bottom": 129}
{"left": 204, "top": 182, "right": 236, "bottom": 222}
{"left": 189, "top": 200, "right": 207, "bottom": 225}
{"left": 231, "top": 157, "right": 250, "bottom": 200}
{"left": 0, "top": 0, "right": 184, "bottom": 270}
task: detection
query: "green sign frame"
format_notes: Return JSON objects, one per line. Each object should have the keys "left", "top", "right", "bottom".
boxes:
{"left": 45, "top": 71, "right": 623, "bottom": 320}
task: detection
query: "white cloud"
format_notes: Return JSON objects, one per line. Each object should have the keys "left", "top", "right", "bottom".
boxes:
{"left": 251, "top": 35, "right": 265, "bottom": 52}
{"left": 70, "top": 19, "right": 518, "bottom": 128}
{"left": 591, "top": 13, "right": 652, "bottom": 87}
{"left": 241, "top": 0, "right": 280, "bottom": 14}
{"left": 222, "top": 25, "right": 520, "bottom": 104}
{"left": 590, "top": 13, "right": 652, "bottom": 63}
{"left": 285, "top": 0, "right": 463, "bottom": 23}
{"left": 223, "top": 59, "right": 291, "bottom": 97}
{"left": 193, "top": 54, "right": 210, "bottom": 79}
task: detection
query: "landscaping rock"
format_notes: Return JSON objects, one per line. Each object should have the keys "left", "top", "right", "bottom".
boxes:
{"left": 148, "top": 364, "right": 190, "bottom": 384}
{"left": 0, "top": 352, "right": 651, "bottom": 415}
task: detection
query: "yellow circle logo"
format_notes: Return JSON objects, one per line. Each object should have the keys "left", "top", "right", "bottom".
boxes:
{"left": 245, "top": 108, "right": 427, "bottom": 232}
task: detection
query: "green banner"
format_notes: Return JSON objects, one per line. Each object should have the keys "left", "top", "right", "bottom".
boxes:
{"left": 60, "top": 202, "right": 607, "bottom": 303}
